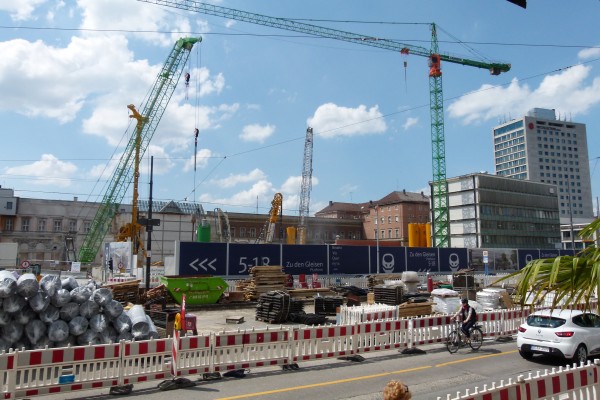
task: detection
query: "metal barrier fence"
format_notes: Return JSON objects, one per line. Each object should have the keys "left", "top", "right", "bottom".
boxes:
{"left": 0, "top": 302, "right": 597, "bottom": 399}
{"left": 439, "top": 359, "right": 600, "bottom": 400}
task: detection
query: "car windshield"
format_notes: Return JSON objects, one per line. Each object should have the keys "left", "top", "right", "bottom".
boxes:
{"left": 526, "top": 315, "right": 566, "bottom": 328}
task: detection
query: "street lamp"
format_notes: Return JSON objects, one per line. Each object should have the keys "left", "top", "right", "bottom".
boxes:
{"left": 369, "top": 201, "right": 380, "bottom": 274}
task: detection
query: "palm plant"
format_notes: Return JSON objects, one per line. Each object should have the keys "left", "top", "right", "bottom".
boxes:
{"left": 496, "top": 218, "right": 600, "bottom": 310}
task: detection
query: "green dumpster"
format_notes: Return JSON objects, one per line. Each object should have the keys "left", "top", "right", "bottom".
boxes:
{"left": 160, "top": 275, "right": 228, "bottom": 305}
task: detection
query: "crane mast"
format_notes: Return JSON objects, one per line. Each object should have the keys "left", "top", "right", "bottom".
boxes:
{"left": 297, "top": 127, "right": 313, "bottom": 245}
{"left": 138, "top": 0, "right": 511, "bottom": 247}
{"left": 79, "top": 37, "right": 201, "bottom": 263}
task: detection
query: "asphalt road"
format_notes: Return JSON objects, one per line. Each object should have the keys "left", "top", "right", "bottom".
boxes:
{"left": 37, "top": 338, "right": 576, "bottom": 400}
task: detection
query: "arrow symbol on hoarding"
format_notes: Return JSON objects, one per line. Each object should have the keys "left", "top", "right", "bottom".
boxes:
{"left": 189, "top": 258, "right": 217, "bottom": 272}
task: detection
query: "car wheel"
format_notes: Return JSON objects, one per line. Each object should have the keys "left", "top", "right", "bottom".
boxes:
{"left": 571, "top": 345, "right": 588, "bottom": 366}
{"left": 519, "top": 349, "right": 534, "bottom": 360}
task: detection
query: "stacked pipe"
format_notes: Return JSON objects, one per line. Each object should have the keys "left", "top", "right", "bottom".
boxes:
{"left": 0, "top": 271, "right": 157, "bottom": 352}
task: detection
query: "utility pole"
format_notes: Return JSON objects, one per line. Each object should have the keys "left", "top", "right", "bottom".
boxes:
{"left": 140, "top": 156, "right": 160, "bottom": 290}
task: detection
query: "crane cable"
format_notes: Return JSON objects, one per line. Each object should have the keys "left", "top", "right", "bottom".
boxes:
{"left": 192, "top": 44, "right": 202, "bottom": 203}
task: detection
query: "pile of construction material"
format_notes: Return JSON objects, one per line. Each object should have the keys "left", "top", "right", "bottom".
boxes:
{"left": 367, "top": 274, "right": 402, "bottom": 290}
{"left": 373, "top": 283, "right": 405, "bottom": 306}
{"left": 244, "top": 266, "right": 287, "bottom": 301}
{"left": 431, "top": 288, "right": 461, "bottom": 314}
{"left": 314, "top": 296, "right": 344, "bottom": 315}
{"left": 255, "top": 291, "right": 303, "bottom": 323}
{"left": 0, "top": 271, "right": 157, "bottom": 352}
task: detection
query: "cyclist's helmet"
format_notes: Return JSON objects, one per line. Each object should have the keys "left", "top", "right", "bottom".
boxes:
{"left": 461, "top": 298, "right": 469, "bottom": 304}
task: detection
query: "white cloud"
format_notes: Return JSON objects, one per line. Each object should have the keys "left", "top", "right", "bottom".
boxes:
{"left": 307, "top": 103, "right": 387, "bottom": 138}
{"left": 183, "top": 148, "right": 213, "bottom": 172}
{"left": 0, "top": 0, "right": 46, "bottom": 21}
{"left": 199, "top": 180, "right": 274, "bottom": 211}
{"left": 448, "top": 65, "right": 600, "bottom": 124}
{"left": 403, "top": 117, "right": 419, "bottom": 130}
{"left": 240, "top": 124, "right": 275, "bottom": 143}
{"left": 211, "top": 168, "right": 267, "bottom": 188}
{"left": 78, "top": 0, "right": 191, "bottom": 47}
{"left": 5, "top": 154, "right": 77, "bottom": 187}
{"left": 578, "top": 47, "right": 600, "bottom": 60}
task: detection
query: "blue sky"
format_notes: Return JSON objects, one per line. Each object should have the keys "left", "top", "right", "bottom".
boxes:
{"left": 1, "top": 0, "right": 600, "bottom": 218}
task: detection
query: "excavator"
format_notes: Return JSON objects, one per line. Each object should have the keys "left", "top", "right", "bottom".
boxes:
{"left": 255, "top": 193, "right": 283, "bottom": 244}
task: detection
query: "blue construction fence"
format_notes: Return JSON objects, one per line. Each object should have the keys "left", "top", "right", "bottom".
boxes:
{"left": 175, "top": 242, "right": 575, "bottom": 277}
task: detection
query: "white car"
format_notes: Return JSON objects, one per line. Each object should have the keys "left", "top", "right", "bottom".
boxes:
{"left": 517, "top": 309, "right": 600, "bottom": 365}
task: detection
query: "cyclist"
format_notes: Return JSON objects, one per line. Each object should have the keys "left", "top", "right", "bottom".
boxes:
{"left": 453, "top": 298, "right": 476, "bottom": 339}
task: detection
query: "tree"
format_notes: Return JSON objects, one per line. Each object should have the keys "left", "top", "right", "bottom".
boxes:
{"left": 498, "top": 219, "right": 600, "bottom": 309}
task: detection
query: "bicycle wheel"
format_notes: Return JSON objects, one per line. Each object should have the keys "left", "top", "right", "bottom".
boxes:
{"left": 469, "top": 327, "right": 483, "bottom": 351}
{"left": 446, "top": 331, "right": 460, "bottom": 353}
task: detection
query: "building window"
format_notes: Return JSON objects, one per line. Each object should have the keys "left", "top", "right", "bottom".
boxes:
{"left": 380, "top": 230, "right": 385, "bottom": 239}
{"left": 5, "top": 218, "right": 13, "bottom": 232}
{"left": 240, "top": 227, "right": 246, "bottom": 238}
{"left": 21, "top": 218, "right": 30, "bottom": 232}
{"left": 38, "top": 218, "right": 46, "bottom": 232}
{"left": 69, "top": 219, "right": 77, "bottom": 233}
{"left": 84, "top": 221, "right": 91, "bottom": 234}
{"left": 395, "top": 216, "right": 399, "bottom": 222}
{"left": 53, "top": 219, "right": 62, "bottom": 232}
{"left": 387, "top": 216, "right": 392, "bottom": 224}
{"left": 395, "top": 229, "right": 399, "bottom": 238}
{"left": 388, "top": 229, "right": 392, "bottom": 238}
{"left": 249, "top": 228, "right": 256, "bottom": 238}
{"left": 6, "top": 202, "right": 12, "bottom": 210}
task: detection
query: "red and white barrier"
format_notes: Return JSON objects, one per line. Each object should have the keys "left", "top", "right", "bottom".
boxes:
{"left": 120, "top": 338, "right": 171, "bottom": 386}
{"left": 0, "top": 351, "right": 15, "bottom": 399}
{"left": 11, "top": 343, "right": 121, "bottom": 399}
{"left": 439, "top": 360, "right": 600, "bottom": 400}
{"left": 176, "top": 334, "right": 212, "bottom": 375}
{"left": 212, "top": 327, "right": 290, "bottom": 372}
{"left": 410, "top": 315, "right": 453, "bottom": 347}
{"left": 291, "top": 324, "right": 354, "bottom": 362}
{"left": 353, "top": 319, "right": 411, "bottom": 354}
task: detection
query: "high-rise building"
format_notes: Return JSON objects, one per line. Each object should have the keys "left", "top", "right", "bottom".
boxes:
{"left": 493, "top": 108, "right": 594, "bottom": 220}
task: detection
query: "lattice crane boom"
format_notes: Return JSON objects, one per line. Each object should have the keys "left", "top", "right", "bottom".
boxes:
{"left": 297, "top": 127, "right": 313, "bottom": 245}
{"left": 138, "top": 0, "right": 511, "bottom": 247}
{"left": 78, "top": 37, "right": 201, "bottom": 263}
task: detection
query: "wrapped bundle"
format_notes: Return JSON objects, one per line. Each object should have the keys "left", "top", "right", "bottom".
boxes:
{"left": 25, "top": 319, "right": 47, "bottom": 344}
{"left": 117, "top": 330, "right": 133, "bottom": 342}
{"left": 146, "top": 315, "right": 160, "bottom": 340}
{"left": 112, "top": 312, "right": 132, "bottom": 333}
{"left": 51, "top": 289, "right": 71, "bottom": 308}
{"left": 103, "top": 300, "right": 123, "bottom": 319}
{"left": 92, "top": 288, "right": 112, "bottom": 307}
{"left": 13, "top": 305, "right": 37, "bottom": 325}
{"left": 68, "top": 316, "right": 89, "bottom": 336}
{"left": 48, "top": 320, "right": 70, "bottom": 342}
{"left": 32, "top": 336, "right": 52, "bottom": 350}
{"left": 0, "top": 310, "right": 11, "bottom": 326}
{"left": 0, "top": 271, "right": 17, "bottom": 298}
{"left": 17, "top": 273, "right": 39, "bottom": 298}
{"left": 0, "top": 337, "right": 10, "bottom": 352}
{"left": 3, "top": 295, "right": 27, "bottom": 313}
{"left": 55, "top": 335, "right": 77, "bottom": 348}
{"left": 59, "top": 302, "right": 80, "bottom": 322}
{"left": 40, "top": 275, "right": 61, "bottom": 297}
{"left": 77, "top": 329, "right": 99, "bottom": 346}
{"left": 2, "top": 322, "right": 23, "bottom": 343}
{"left": 39, "top": 304, "right": 60, "bottom": 324}
{"left": 89, "top": 314, "right": 108, "bottom": 333}
{"left": 127, "top": 305, "right": 149, "bottom": 339}
{"left": 61, "top": 276, "right": 79, "bottom": 291}
{"left": 70, "top": 286, "right": 92, "bottom": 304}
{"left": 29, "top": 291, "right": 50, "bottom": 312}
{"left": 79, "top": 300, "right": 100, "bottom": 319}
{"left": 98, "top": 325, "right": 117, "bottom": 344}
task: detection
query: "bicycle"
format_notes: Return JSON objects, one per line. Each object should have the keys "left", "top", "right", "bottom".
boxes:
{"left": 446, "top": 320, "right": 483, "bottom": 353}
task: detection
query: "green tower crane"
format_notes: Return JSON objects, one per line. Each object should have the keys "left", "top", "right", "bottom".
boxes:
{"left": 79, "top": 37, "right": 201, "bottom": 263}
{"left": 138, "top": 0, "right": 510, "bottom": 247}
